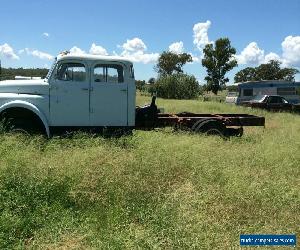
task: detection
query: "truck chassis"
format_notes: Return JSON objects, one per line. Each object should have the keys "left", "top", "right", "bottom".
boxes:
{"left": 136, "top": 97, "right": 265, "bottom": 137}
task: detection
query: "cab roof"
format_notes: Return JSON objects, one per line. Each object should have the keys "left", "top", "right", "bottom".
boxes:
{"left": 56, "top": 53, "right": 133, "bottom": 65}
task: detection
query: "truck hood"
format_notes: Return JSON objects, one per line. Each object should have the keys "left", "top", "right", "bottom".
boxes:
{"left": 0, "top": 79, "right": 49, "bottom": 95}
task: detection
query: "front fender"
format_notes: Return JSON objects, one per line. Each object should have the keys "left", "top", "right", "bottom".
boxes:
{"left": 0, "top": 100, "right": 50, "bottom": 137}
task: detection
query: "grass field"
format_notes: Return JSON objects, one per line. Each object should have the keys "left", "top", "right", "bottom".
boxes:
{"left": 0, "top": 95, "right": 299, "bottom": 249}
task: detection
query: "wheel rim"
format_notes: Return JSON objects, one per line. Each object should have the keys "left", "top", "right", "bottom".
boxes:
{"left": 10, "top": 128, "right": 30, "bottom": 136}
{"left": 205, "top": 128, "right": 224, "bottom": 136}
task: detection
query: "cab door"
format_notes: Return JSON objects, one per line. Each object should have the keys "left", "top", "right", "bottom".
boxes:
{"left": 90, "top": 63, "right": 128, "bottom": 126}
{"left": 49, "top": 61, "right": 90, "bottom": 126}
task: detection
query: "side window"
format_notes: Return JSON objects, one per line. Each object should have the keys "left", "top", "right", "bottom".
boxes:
{"left": 107, "top": 67, "right": 119, "bottom": 83}
{"left": 94, "top": 64, "right": 124, "bottom": 83}
{"left": 57, "top": 63, "right": 86, "bottom": 82}
{"left": 268, "top": 96, "right": 275, "bottom": 103}
{"left": 269, "top": 96, "right": 282, "bottom": 104}
{"left": 243, "top": 89, "right": 253, "bottom": 96}
{"left": 282, "top": 98, "right": 289, "bottom": 104}
{"left": 276, "top": 97, "right": 284, "bottom": 103}
{"left": 94, "top": 66, "right": 106, "bottom": 82}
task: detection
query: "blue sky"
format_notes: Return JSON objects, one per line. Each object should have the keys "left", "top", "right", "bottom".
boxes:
{"left": 1, "top": 0, "right": 300, "bottom": 82}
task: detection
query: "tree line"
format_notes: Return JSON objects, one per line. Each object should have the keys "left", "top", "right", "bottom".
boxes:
{"left": 147, "top": 38, "right": 299, "bottom": 98}
{"left": 0, "top": 67, "right": 48, "bottom": 80}
{"left": 234, "top": 60, "right": 298, "bottom": 83}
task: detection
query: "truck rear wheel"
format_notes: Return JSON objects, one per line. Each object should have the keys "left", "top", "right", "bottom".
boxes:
{"left": 192, "top": 119, "right": 227, "bottom": 138}
{"left": 225, "top": 127, "right": 244, "bottom": 137}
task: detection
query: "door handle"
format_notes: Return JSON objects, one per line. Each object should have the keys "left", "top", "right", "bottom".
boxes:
{"left": 81, "top": 88, "right": 89, "bottom": 91}
{"left": 120, "top": 89, "right": 127, "bottom": 92}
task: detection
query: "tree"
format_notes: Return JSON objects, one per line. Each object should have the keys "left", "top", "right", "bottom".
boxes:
{"left": 277, "top": 68, "right": 299, "bottom": 81}
{"left": 0, "top": 67, "right": 49, "bottom": 80}
{"left": 155, "top": 73, "right": 199, "bottom": 99}
{"left": 234, "top": 60, "right": 299, "bottom": 82}
{"left": 148, "top": 77, "right": 155, "bottom": 84}
{"left": 202, "top": 38, "right": 237, "bottom": 94}
{"left": 234, "top": 67, "right": 257, "bottom": 83}
{"left": 255, "top": 60, "right": 282, "bottom": 80}
{"left": 135, "top": 80, "right": 146, "bottom": 91}
{"left": 155, "top": 51, "right": 192, "bottom": 75}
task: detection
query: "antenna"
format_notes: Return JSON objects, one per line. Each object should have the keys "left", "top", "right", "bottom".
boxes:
{"left": 0, "top": 59, "right": 2, "bottom": 81}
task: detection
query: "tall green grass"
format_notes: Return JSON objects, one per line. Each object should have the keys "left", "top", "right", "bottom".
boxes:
{"left": 0, "top": 96, "right": 299, "bottom": 249}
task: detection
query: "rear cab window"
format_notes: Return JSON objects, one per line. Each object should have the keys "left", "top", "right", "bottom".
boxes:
{"left": 93, "top": 64, "right": 124, "bottom": 83}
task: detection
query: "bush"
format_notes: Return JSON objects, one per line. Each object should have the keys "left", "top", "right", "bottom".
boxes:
{"left": 154, "top": 73, "right": 200, "bottom": 99}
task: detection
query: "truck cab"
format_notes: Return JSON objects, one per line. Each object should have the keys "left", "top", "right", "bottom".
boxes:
{"left": 0, "top": 53, "right": 136, "bottom": 136}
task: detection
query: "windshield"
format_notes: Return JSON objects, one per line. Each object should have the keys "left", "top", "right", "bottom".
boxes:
{"left": 252, "top": 95, "right": 266, "bottom": 102}
{"left": 45, "top": 60, "right": 57, "bottom": 79}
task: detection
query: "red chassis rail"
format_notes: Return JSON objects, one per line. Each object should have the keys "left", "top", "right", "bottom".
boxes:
{"left": 135, "top": 97, "right": 265, "bottom": 137}
{"left": 156, "top": 113, "right": 265, "bottom": 127}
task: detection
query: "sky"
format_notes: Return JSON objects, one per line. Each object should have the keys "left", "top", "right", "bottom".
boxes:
{"left": 0, "top": 0, "right": 300, "bottom": 83}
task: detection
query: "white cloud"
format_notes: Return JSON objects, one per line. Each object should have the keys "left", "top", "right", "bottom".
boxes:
{"left": 43, "top": 32, "right": 49, "bottom": 38}
{"left": 193, "top": 20, "right": 211, "bottom": 50}
{"left": 122, "top": 37, "right": 147, "bottom": 52}
{"left": 236, "top": 36, "right": 300, "bottom": 68}
{"left": 264, "top": 52, "right": 281, "bottom": 63}
{"left": 121, "top": 50, "right": 159, "bottom": 64}
{"left": 0, "top": 43, "right": 19, "bottom": 60}
{"left": 119, "top": 37, "right": 159, "bottom": 64}
{"left": 23, "top": 48, "right": 54, "bottom": 60}
{"left": 236, "top": 42, "right": 265, "bottom": 65}
{"left": 89, "top": 43, "right": 108, "bottom": 55}
{"left": 190, "top": 53, "right": 201, "bottom": 63}
{"left": 69, "top": 46, "right": 86, "bottom": 55}
{"left": 281, "top": 35, "right": 300, "bottom": 67}
{"left": 169, "top": 41, "right": 184, "bottom": 54}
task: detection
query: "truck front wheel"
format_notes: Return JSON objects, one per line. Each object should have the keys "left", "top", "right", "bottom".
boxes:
{"left": 1, "top": 108, "right": 46, "bottom": 136}
{"left": 9, "top": 118, "right": 36, "bottom": 135}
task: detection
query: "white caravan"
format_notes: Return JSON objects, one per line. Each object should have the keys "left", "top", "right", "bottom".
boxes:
{"left": 229, "top": 80, "right": 300, "bottom": 104}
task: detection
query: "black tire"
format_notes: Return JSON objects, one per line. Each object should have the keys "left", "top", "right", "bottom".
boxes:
{"left": 225, "top": 127, "right": 244, "bottom": 137}
{"left": 103, "top": 127, "right": 133, "bottom": 138}
{"left": 192, "top": 119, "right": 227, "bottom": 138}
{"left": 8, "top": 118, "right": 43, "bottom": 136}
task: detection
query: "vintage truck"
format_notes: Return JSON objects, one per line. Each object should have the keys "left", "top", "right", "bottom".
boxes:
{"left": 0, "top": 52, "right": 265, "bottom": 137}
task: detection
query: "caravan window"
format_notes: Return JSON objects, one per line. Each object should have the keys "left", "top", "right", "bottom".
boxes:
{"left": 243, "top": 89, "right": 253, "bottom": 96}
{"left": 277, "top": 87, "right": 296, "bottom": 96}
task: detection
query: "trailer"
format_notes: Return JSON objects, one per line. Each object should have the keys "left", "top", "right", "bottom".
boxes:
{"left": 233, "top": 80, "right": 300, "bottom": 104}
{"left": 136, "top": 97, "right": 265, "bottom": 137}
